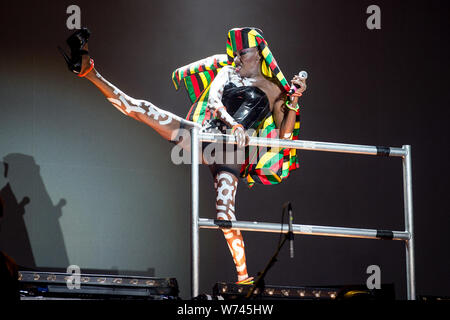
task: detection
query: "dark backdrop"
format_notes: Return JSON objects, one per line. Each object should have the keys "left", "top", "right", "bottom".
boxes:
{"left": 0, "top": 0, "right": 448, "bottom": 299}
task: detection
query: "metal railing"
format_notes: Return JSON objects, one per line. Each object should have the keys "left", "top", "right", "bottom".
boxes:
{"left": 190, "top": 128, "right": 415, "bottom": 299}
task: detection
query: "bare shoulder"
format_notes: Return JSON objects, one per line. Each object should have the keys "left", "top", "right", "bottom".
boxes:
{"left": 265, "top": 78, "right": 285, "bottom": 99}
{"left": 257, "top": 78, "right": 285, "bottom": 111}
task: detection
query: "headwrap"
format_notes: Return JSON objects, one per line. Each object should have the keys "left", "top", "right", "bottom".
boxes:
{"left": 172, "top": 28, "right": 300, "bottom": 187}
{"left": 226, "top": 27, "right": 291, "bottom": 93}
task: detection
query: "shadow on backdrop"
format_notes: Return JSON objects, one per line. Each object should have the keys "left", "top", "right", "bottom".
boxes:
{"left": 0, "top": 153, "right": 156, "bottom": 278}
{"left": 0, "top": 153, "right": 68, "bottom": 269}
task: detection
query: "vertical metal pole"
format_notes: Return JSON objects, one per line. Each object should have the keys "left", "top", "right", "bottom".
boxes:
{"left": 402, "top": 145, "right": 416, "bottom": 300}
{"left": 190, "top": 127, "right": 200, "bottom": 298}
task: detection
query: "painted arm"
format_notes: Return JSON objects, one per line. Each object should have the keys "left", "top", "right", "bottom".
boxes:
{"left": 207, "top": 66, "right": 248, "bottom": 147}
{"left": 208, "top": 66, "right": 240, "bottom": 128}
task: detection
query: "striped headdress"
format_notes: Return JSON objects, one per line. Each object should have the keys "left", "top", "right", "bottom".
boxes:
{"left": 226, "top": 27, "right": 291, "bottom": 93}
{"left": 172, "top": 28, "right": 300, "bottom": 187}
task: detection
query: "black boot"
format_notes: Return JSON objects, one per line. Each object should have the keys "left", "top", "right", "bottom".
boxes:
{"left": 58, "top": 27, "right": 91, "bottom": 74}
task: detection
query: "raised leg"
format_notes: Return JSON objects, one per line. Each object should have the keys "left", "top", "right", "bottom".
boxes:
{"left": 77, "top": 44, "right": 199, "bottom": 148}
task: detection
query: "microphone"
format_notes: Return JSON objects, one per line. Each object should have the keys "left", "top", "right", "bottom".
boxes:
{"left": 288, "top": 202, "right": 294, "bottom": 259}
{"left": 288, "top": 70, "right": 308, "bottom": 95}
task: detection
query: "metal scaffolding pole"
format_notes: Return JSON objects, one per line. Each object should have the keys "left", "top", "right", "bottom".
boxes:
{"left": 198, "top": 133, "right": 407, "bottom": 157}
{"left": 189, "top": 133, "right": 415, "bottom": 299}
{"left": 198, "top": 218, "right": 411, "bottom": 241}
{"left": 190, "top": 127, "right": 200, "bottom": 298}
{"left": 402, "top": 145, "right": 416, "bottom": 300}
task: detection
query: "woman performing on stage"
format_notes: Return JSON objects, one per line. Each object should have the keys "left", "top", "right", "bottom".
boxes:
{"left": 60, "top": 27, "right": 306, "bottom": 284}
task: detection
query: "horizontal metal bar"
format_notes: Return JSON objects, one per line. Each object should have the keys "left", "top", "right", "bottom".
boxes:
{"left": 198, "top": 133, "right": 407, "bottom": 157}
{"left": 198, "top": 218, "right": 410, "bottom": 241}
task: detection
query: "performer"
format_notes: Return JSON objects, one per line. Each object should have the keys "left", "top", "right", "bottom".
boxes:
{"left": 60, "top": 27, "right": 306, "bottom": 284}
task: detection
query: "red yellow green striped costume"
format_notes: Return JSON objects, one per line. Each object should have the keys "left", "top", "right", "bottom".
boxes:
{"left": 172, "top": 28, "right": 300, "bottom": 187}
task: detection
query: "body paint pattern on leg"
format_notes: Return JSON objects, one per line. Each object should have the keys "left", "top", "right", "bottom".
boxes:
{"left": 214, "top": 171, "right": 248, "bottom": 281}
{"left": 96, "top": 71, "right": 175, "bottom": 126}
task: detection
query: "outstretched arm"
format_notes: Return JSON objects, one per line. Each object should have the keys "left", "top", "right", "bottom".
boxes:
{"left": 207, "top": 66, "right": 248, "bottom": 147}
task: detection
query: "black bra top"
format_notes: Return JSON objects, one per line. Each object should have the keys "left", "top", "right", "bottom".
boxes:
{"left": 221, "top": 83, "right": 270, "bottom": 130}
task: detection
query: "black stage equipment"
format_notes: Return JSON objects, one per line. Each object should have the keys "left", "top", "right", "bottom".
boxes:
{"left": 18, "top": 270, "right": 179, "bottom": 300}
{"left": 213, "top": 282, "right": 395, "bottom": 301}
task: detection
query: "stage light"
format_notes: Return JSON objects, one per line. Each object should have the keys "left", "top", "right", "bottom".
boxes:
{"left": 213, "top": 282, "right": 395, "bottom": 300}
{"left": 46, "top": 274, "right": 56, "bottom": 281}
{"left": 146, "top": 280, "right": 155, "bottom": 286}
{"left": 265, "top": 288, "right": 274, "bottom": 295}
{"left": 97, "top": 277, "right": 106, "bottom": 283}
{"left": 18, "top": 271, "right": 179, "bottom": 299}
